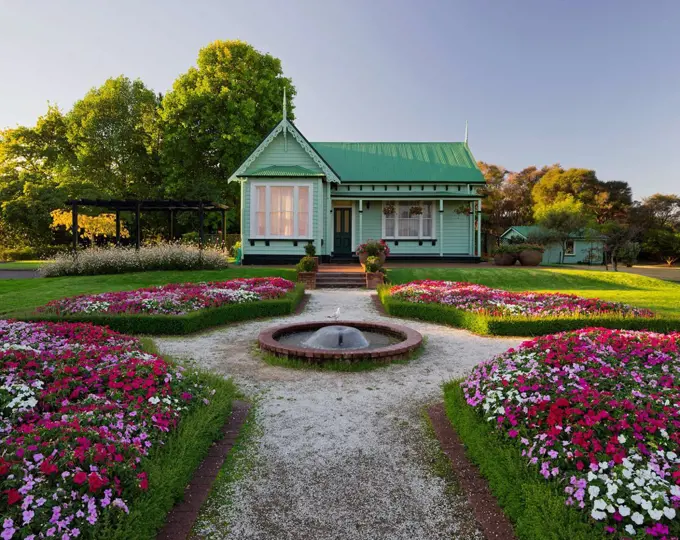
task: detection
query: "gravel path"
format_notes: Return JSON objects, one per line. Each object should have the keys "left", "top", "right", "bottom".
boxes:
{"left": 155, "top": 290, "right": 522, "bottom": 540}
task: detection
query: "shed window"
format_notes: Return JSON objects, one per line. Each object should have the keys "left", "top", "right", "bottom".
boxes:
{"left": 565, "top": 239, "right": 575, "bottom": 256}
{"left": 382, "top": 201, "right": 435, "bottom": 239}
{"left": 250, "top": 182, "right": 313, "bottom": 238}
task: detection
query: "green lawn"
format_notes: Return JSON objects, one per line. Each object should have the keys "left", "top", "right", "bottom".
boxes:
{"left": 0, "top": 260, "right": 46, "bottom": 270}
{"left": 0, "top": 267, "right": 296, "bottom": 316}
{"left": 387, "top": 267, "right": 680, "bottom": 317}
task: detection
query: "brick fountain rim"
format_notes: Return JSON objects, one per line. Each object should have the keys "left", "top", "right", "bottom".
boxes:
{"left": 258, "top": 320, "right": 423, "bottom": 363}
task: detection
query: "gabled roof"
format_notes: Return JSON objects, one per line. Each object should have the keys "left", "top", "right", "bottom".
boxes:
{"left": 310, "top": 142, "right": 484, "bottom": 183}
{"left": 245, "top": 165, "right": 324, "bottom": 177}
{"left": 228, "top": 119, "right": 340, "bottom": 183}
{"left": 501, "top": 226, "right": 601, "bottom": 240}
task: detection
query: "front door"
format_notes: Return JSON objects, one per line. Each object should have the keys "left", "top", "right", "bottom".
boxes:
{"left": 333, "top": 207, "right": 352, "bottom": 255}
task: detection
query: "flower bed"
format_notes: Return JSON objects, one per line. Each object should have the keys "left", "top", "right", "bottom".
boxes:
{"left": 21, "top": 278, "right": 304, "bottom": 335}
{"left": 37, "top": 277, "right": 295, "bottom": 316}
{"left": 379, "top": 281, "right": 680, "bottom": 336}
{"left": 0, "top": 320, "right": 234, "bottom": 539}
{"left": 459, "top": 328, "right": 680, "bottom": 538}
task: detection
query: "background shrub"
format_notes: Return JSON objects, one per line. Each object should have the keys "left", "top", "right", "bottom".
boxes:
{"left": 0, "top": 245, "right": 65, "bottom": 261}
{"left": 39, "top": 244, "right": 228, "bottom": 277}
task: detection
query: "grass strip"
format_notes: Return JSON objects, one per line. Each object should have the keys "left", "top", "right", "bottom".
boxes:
{"left": 443, "top": 380, "right": 605, "bottom": 540}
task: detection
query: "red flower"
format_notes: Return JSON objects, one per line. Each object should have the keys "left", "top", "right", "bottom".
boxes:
{"left": 73, "top": 471, "right": 88, "bottom": 485}
{"left": 87, "top": 472, "right": 107, "bottom": 492}
{"left": 137, "top": 472, "right": 149, "bottom": 491}
{"left": 5, "top": 489, "right": 21, "bottom": 505}
{"left": 39, "top": 459, "right": 58, "bottom": 475}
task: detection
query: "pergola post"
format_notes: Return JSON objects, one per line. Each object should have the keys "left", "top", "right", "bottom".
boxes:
{"left": 135, "top": 202, "right": 141, "bottom": 250}
{"left": 115, "top": 210, "right": 121, "bottom": 246}
{"left": 169, "top": 209, "right": 174, "bottom": 242}
{"left": 221, "top": 209, "right": 227, "bottom": 251}
{"left": 71, "top": 202, "right": 78, "bottom": 253}
{"left": 198, "top": 203, "right": 205, "bottom": 249}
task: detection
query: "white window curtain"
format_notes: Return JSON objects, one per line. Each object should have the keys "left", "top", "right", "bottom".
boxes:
{"left": 251, "top": 183, "right": 313, "bottom": 238}
{"left": 383, "top": 201, "right": 435, "bottom": 239}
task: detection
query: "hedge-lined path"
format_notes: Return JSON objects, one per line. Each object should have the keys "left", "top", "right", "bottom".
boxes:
{"left": 155, "top": 290, "right": 521, "bottom": 540}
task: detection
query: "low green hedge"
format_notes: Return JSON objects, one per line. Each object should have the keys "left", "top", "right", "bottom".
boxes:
{"left": 100, "top": 342, "right": 237, "bottom": 539}
{"left": 17, "top": 284, "right": 305, "bottom": 335}
{"left": 378, "top": 286, "right": 680, "bottom": 336}
{"left": 444, "top": 381, "right": 605, "bottom": 540}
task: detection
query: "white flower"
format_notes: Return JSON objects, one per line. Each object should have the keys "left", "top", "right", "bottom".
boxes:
{"left": 663, "top": 507, "right": 676, "bottom": 519}
{"left": 631, "top": 512, "right": 644, "bottom": 525}
{"left": 618, "top": 434, "right": 627, "bottom": 444}
{"left": 618, "top": 505, "right": 630, "bottom": 516}
{"left": 625, "top": 525, "right": 636, "bottom": 536}
{"left": 148, "top": 396, "right": 160, "bottom": 405}
{"left": 593, "top": 499, "right": 606, "bottom": 510}
{"left": 648, "top": 508, "right": 663, "bottom": 520}
{"left": 588, "top": 485, "right": 600, "bottom": 498}
{"left": 641, "top": 499, "right": 652, "bottom": 510}
{"left": 591, "top": 509, "right": 607, "bottom": 520}
{"left": 667, "top": 451, "right": 677, "bottom": 460}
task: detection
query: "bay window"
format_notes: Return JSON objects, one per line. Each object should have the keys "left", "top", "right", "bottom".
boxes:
{"left": 250, "top": 182, "right": 313, "bottom": 238}
{"left": 383, "top": 201, "right": 435, "bottom": 239}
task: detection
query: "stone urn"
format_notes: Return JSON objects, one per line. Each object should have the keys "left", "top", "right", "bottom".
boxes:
{"left": 493, "top": 253, "right": 516, "bottom": 266}
{"left": 297, "top": 272, "right": 317, "bottom": 290}
{"left": 518, "top": 250, "right": 543, "bottom": 266}
{"left": 365, "top": 272, "right": 385, "bottom": 289}
{"left": 359, "top": 252, "right": 386, "bottom": 269}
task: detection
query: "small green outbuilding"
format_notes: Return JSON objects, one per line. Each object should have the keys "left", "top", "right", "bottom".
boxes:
{"left": 229, "top": 105, "right": 485, "bottom": 265}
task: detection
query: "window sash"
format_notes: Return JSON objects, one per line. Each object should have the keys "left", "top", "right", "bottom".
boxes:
{"left": 250, "top": 183, "right": 313, "bottom": 238}
{"left": 382, "top": 201, "right": 435, "bottom": 239}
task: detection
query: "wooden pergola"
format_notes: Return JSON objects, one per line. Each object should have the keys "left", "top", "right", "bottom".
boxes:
{"left": 66, "top": 199, "right": 230, "bottom": 251}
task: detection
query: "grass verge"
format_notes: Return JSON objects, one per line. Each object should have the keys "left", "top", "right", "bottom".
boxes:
{"left": 98, "top": 342, "right": 238, "bottom": 539}
{"left": 443, "top": 380, "right": 605, "bottom": 540}
{"left": 15, "top": 285, "right": 305, "bottom": 335}
{"left": 378, "top": 287, "right": 680, "bottom": 336}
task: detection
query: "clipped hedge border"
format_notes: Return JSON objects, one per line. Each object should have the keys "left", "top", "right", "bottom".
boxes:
{"left": 16, "top": 284, "right": 305, "bottom": 335}
{"left": 444, "top": 381, "right": 605, "bottom": 540}
{"left": 377, "top": 286, "right": 680, "bottom": 336}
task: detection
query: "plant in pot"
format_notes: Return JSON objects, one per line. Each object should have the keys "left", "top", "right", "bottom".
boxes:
{"left": 364, "top": 256, "right": 385, "bottom": 289}
{"left": 304, "top": 242, "right": 319, "bottom": 270}
{"left": 296, "top": 256, "right": 318, "bottom": 289}
{"left": 492, "top": 245, "right": 518, "bottom": 266}
{"left": 516, "top": 243, "right": 544, "bottom": 266}
{"left": 383, "top": 203, "right": 396, "bottom": 216}
{"left": 408, "top": 205, "right": 423, "bottom": 217}
{"left": 356, "top": 239, "right": 390, "bottom": 269}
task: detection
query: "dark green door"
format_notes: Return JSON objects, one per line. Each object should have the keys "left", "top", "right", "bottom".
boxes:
{"left": 333, "top": 208, "right": 352, "bottom": 255}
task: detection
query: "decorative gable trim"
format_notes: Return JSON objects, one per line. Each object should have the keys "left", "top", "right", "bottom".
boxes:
{"left": 229, "top": 119, "right": 341, "bottom": 183}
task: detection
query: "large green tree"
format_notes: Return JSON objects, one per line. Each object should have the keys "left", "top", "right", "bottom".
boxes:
{"left": 534, "top": 196, "right": 590, "bottom": 263}
{"left": 160, "top": 40, "right": 295, "bottom": 230}
{"left": 67, "top": 76, "right": 162, "bottom": 198}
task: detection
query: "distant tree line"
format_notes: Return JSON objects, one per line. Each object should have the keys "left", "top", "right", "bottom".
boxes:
{"left": 0, "top": 40, "right": 295, "bottom": 252}
{"left": 479, "top": 163, "right": 680, "bottom": 268}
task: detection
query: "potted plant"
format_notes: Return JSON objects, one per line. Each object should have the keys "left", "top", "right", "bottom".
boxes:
{"left": 304, "top": 242, "right": 319, "bottom": 270}
{"left": 383, "top": 203, "right": 396, "bottom": 215}
{"left": 517, "top": 243, "right": 544, "bottom": 266}
{"left": 492, "top": 245, "right": 518, "bottom": 266}
{"left": 356, "top": 239, "right": 390, "bottom": 269}
{"left": 364, "top": 256, "right": 385, "bottom": 289}
{"left": 409, "top": 205, "right": 423, "bottom": 217}
{"left": 296, "top": 256, "right": 317, "bottom": 289}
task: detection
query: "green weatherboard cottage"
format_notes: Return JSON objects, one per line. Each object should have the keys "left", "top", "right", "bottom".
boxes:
{"left": 229, "top": 100, "right": 485, "bottom": 265}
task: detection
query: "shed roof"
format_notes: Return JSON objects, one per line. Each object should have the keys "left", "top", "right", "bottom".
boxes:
{"left": 310, "top": 142, "right": 484, "bottom": 183}
{"left": 502, "top": 226, "right": 600, "bottom": 240}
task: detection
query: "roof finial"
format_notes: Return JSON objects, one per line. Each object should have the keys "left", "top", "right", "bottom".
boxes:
{"left": 283, "top": 87, "right": 287, "bottom": 121}
{"left": 465, "top": 120, "right": 468, "bottom": 144}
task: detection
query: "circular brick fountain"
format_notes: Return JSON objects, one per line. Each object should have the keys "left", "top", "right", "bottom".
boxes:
{"left": 258, "top": 320, "right": 422, "bottom": 364}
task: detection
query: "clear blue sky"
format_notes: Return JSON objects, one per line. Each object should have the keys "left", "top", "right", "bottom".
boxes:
{"left": 1, "top": 0, "right": 678, "bottom": 198}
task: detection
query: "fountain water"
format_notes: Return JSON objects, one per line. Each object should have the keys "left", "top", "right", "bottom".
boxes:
{"left": 302, "top": 325, "right": 370, "bottom": 350}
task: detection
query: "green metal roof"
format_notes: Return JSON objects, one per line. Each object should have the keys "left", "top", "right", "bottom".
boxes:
{"left": 503, "top": 226, "right": 599, "bottom": 240}
{"left": 310, "top": 142, "right": 484, "bottom": 183}
{"left": 244, "top": 165, "right": 324, "bottom": 177}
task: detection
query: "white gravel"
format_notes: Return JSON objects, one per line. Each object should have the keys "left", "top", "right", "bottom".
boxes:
{"left": 154, "top": 289, "right": 522, "bottom": 540}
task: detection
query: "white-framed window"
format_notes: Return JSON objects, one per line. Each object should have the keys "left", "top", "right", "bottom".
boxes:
{"left": 382, "top": 201, "right": 435, "bottom": 239}
{"left": 250, "top": 181, "right": 313, "bottom": 238}
{"left": 565, "top": 239, "right": 575, "bottom": 256}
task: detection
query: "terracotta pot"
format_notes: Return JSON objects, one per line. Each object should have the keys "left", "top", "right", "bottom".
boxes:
{"left": 359, "top": 252, "right": 386, "bottom": 270}
{"left": 493, "top": 253, "right": 517, "bottom": 266}
{"left": 311, "top": 256, "right": 320, "bottom": 270}
{"left": 297, "top": 271, "right": 316, "bottom": 289}
{"left": 518, "top": 250, "right": 543, "bottom": 266}
{"left": 365, "top": 272, "right": 385, "bottom": 289}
